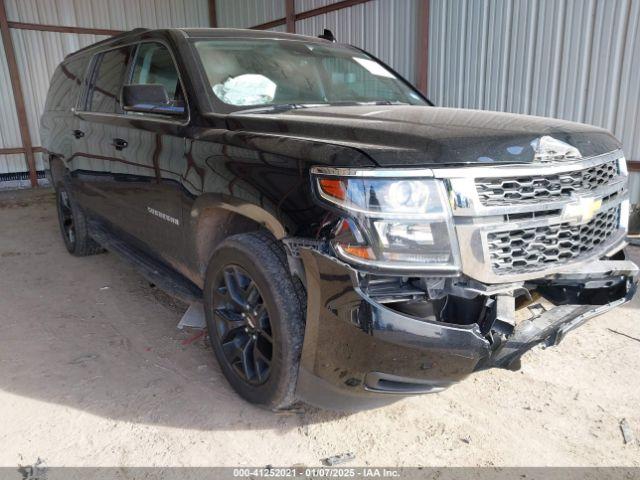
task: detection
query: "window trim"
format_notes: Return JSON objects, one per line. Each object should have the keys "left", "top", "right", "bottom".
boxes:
{"left": 82, "top": 45, "right": 133, "bottom": 115}
{"left": 75, "top": 39, "right": 191, "bottom": 126}
{"left": 73, "top": 54, "right": 96, "bottom": 112}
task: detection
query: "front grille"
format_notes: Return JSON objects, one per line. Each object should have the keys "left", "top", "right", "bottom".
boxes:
{"left": 487, "top": 206, "right": 620, "bottom": 274}
{"left": 476, "top": 159, "right": 619, "bottom": 206}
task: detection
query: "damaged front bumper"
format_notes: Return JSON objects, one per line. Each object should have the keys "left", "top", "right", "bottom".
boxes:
{"left": 295, "top": 249, "right": 638, "bottom": 410}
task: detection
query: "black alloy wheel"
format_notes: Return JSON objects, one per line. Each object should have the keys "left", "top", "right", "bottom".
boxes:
{"left": 55, "top": 184, "right": 103, "bottom": 257}
{"left": 212, "top": 265, "right": 274, "bottom": 385}
{"left": 204, "top": 231, "right": 305, "bottom": 409}
{"left": 57, "top": 189, "right": 76, "bottom": 249}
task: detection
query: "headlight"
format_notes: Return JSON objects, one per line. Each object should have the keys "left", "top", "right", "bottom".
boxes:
{"left": 312, "top": 167, "right": 461, "bottom": 273}
{"left": 618, "top": 156, "right": 628, "bottom": 176}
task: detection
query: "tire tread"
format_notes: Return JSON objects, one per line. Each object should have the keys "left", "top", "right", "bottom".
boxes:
{"left": 205, "top": 230, "right": 307, "bottom": 410}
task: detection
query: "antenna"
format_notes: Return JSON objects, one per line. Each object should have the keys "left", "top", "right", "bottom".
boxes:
{"left": 318, "top": 29, "right": 335, "bottom": 42}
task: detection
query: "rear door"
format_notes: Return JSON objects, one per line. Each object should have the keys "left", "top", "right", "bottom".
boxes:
{"left": 71, "top": 45, "right": 135, "bottom": 225}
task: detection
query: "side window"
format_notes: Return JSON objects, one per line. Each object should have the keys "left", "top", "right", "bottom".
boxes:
{"left": 130, "top": 43, "right": 183, "bottom": 106}
{"left": 45, "top": 57, "right": 88, "bottom": 111}
{"left": 88, "top": 46, "right": 134, "bottom": 113}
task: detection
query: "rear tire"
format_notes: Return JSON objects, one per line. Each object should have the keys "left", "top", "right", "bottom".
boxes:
{"left": 56, "top": 185, "right": 103, "bottom": 257}
{"left": 204, "top": 231, "right": 306, "bottom": 410}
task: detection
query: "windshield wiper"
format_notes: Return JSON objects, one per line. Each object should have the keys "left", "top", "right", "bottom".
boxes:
{"left": 325, "top": 100, "right": 411, "bottom": 107}
{"left": 235, "top": 103, "right": 326, "bottom": 114}
{"left": 235, "top": 100, "right": 411, "bottom": 114}
{"left": 372, "top": 100, "right": 411, "bottom": 105}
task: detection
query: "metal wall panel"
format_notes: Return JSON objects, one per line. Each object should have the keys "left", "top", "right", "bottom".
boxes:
{"left": 428, "top": 0, "right": 640, "bottom": 203}
{"left": 295, "top": 0, "right": 420, "bottom": 85}
{"left": 0, "top": 28, "right": 26, "bottom": 175}
{"left": 10, "top": 30, "right": 109, "bottom": 148}
{"left": 268, "top": 24, "right": 288, "bottom": 33}
{"left": 215, "top": 0, "right": 285, "bottom": 28}
{"left": 0, "top": 153, "right": 26, "bottom": 177}
{"left": 4, "top": 0, "right": 210, "bottom": 29}
{"left": 295, "top": 0, "right": 342, "bottom": 10}
{"left": 0, "top": 0, "right": 210, "bottom": 180}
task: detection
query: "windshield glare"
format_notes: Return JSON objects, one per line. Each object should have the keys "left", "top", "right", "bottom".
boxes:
{"left": 193, "top": 39, "right": 426, "bottom": 112}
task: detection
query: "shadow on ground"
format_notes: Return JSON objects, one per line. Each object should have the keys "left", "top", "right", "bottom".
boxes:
{"left": 0, "top": 188, "right": 354, "bottom": 432}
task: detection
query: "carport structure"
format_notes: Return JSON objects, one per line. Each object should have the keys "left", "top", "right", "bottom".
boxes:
{"left": 0, "top": 0, "right": 638, "bottom": 200}
{"left": 0, "top": 0, "right": 640, "bottom": 470}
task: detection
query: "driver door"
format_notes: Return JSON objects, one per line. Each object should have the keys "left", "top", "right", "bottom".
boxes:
{"left": 108, "top": 41, "right": 189, "bottom": 265}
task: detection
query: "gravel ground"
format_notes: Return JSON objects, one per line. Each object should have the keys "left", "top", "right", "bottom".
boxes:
{"left": 0, "top": 188, "right": 639, "bottom": 467}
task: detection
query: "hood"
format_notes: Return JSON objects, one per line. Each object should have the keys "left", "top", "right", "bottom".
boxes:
{"left": 225, "top": 105, "right": 620, "bottom": 167}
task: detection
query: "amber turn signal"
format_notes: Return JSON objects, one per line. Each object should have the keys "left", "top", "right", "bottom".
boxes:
{"left": 319, "top": 178, "right": 347, "bottom": 201}
{"left": 340, "top": 245, "right": 375, "bottom": 260}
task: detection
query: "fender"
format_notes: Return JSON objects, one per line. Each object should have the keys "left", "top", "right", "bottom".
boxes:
{"left": 185, "top": 193, "right": 290, "bottom": 279}
{"left": 190, "top": 192, "right": 287, "bottom": 239}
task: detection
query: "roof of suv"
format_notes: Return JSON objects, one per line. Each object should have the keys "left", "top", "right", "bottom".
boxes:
{"left": 181, "top": 27, "right": 334, "bottom": 44}
{"left": 67, "top": 27, "right": 334, "bottom": 59}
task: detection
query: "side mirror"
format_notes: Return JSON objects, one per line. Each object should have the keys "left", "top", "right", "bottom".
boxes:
{"left": 122, "top": 84, "right": 185, "bottom": 116}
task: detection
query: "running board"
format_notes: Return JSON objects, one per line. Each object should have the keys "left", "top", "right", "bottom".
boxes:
{"left": 88, "top": 220, "right": 203, "bottom": 304}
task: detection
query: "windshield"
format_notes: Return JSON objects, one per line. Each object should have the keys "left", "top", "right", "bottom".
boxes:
{"left": 193, "top": 39, "right": 426, "bottom": 112}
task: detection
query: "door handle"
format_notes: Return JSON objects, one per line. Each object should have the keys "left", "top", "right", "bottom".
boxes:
{"left": 112, "top": 138, "right": 128, "bottom": 150}
{"left": 72, "top": 129, "right": 84, "bottom": 139}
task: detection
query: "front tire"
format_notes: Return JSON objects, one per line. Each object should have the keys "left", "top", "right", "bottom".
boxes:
{"left": 204, "top": 231, "right": 306, "bottom": 410}
{"left": 56, "top": 185, "right": 103, "bottom": 257}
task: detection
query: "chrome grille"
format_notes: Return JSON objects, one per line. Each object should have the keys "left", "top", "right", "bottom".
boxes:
{"left": 476, "top": 159, "right": 619, "bottom": 206}
{"left": 487, "top": 206, "right": 620, "bottom": 274}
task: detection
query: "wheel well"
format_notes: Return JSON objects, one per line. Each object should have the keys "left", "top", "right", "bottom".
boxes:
{"left": 49, "top": 155, "right": 67, "bottom": 187}
{"left": 193, "top": 208, "right": 269, "bottom": 277}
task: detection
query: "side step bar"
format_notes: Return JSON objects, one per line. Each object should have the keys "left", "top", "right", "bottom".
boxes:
{"left": 88, "top": 220, "right": 203, "bottom": 304}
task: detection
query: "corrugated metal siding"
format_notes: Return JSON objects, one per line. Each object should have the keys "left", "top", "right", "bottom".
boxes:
{"left": 295, "top": 0, "right": 420, "bottom": 85}
{"left": 4, "top": 0, "right": 210, "bottom": 29}
{"left": 295, "top": 0, "right": 343, "bottom": 10}
{"left": 428, "top": 0, "right": 640, "bottom": 203}
{"left": 0, "top": 28, "right": 26, "bottom": 174}
{"left": 215, "top": 0, "right": 284, "bottom": 28}
{"left": 0, "top": 0, "right": 210, "bottom": 179}
{"left": 10, "top": 30, "right": 109, "bottom": 149}
{"left": 268, "top": 24, "right": 288, "bottom": 33}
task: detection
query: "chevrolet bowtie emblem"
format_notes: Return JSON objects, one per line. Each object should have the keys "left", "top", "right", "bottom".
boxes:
{"left": 563, "top": 196, "right": 602, "bottom": 223}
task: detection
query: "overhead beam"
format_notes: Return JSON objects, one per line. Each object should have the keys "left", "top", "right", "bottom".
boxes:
{"left": 0, "top": 147, "right": 27, "bottom": 155}
{"left": 0, "top": 0, "right": 38, "bottom": 187}
{"left": 416, "top": 0, "right": 429, "bottom": 95}
{"left": 252, "top": 0, "right": 373, "bottom": 30}
{"left": 7, "top": 21, "right": 122, "bottom": 36}
{"left": 295, "top": 0, "right": 371, "bottom": 21}
{"left": 0, "top": 146, "right": 45, "bottom": 155}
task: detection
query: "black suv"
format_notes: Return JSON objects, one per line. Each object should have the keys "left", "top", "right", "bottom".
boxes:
{"left": 41, "top": 28, "right": 637, "bottom": 410}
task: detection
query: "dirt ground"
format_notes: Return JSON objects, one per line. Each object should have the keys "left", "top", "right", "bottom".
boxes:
{"left": 0, "top": 187, "right": 639, "bottom": 468}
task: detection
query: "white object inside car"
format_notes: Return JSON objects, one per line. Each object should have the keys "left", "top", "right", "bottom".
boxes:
{"left": 213, "top": 74, "right": 277, "bottom": 106}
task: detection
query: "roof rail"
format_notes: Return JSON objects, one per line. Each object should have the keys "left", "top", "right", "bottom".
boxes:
{"left": 65, "top": 27, "right": 151, "bottom": 58}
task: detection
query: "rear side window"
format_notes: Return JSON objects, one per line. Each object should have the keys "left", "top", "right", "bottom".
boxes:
{"left": 45, "top": 57, "right": 88, "bottom": 111}
{"left": 87, "top": 46, "right": 134, "bottom": 113}
{"left": 130, "top": 43, "right": 181, "bottom": 102}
